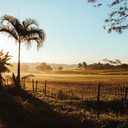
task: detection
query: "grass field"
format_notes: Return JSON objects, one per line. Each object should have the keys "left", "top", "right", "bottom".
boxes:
{"left": 17, "top": 69, "right": 128, "bottom": 82}
{"left": 1, "top": 69, "right": 128, "bottom": 128}
{"left": 5, "top": 69, "right": 128, "bottom": 82}
{"left": 4, "top": 69, "right": 128, "bottom": 100}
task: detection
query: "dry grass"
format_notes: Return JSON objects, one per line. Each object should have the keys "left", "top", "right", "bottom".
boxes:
{"left": 4, "top": 69, "right": 128, "bottom": 83}
{"left": 1, "top": 69, "right": 128, "bottom": 128}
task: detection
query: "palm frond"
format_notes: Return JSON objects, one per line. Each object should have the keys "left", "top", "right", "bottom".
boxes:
{"left": 0, "top": 15, "right": 16, "bottom": 24}
{"left": 22, "top": 18, "right": 39, "bottom": 29}
{"left": 24, "top": 40, "right": 32, "bottom": 50}
{"left": 24, "top": 36, "right": 43, "bottom": 50}
{"left": 0, "top": 15, "right": 24, "bottom": 37}
{"left": 5, "top": 75, "right": 12, "bottom": 79}
{"left": 0, "top": 63, "right": 10, "bottom": 73}
{"left": 6, "top": 63, "right": 13, "bottom": 67}
{"left": 0, "top": 50, "right": 4, "bottom": 56}
{"left": 22, "top": 74, "right": 35, "bottom": 80}
{"left": 0, "top": 25, "right": 18, "bottom": 40}
{"left": 22, "top": 27, "right": 46, "bottom": 50}
{"left": 0, "top": 50, "right": 12, "bottom": 73}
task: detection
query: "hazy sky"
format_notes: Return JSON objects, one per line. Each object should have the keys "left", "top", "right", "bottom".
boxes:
{"left": 0, "top": 0, "right": 128, "bottom": 64}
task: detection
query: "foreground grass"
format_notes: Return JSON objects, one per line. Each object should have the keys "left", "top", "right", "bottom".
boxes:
{"left": 0, "top": 87, "right": 127, "bottom": 128}
{"left": 0, "top": 89, "right": 57, "bottom": 128}
{"left": 2, "top": 70, "right": 128, "bottom": 128}
{"left": 0, "top": 88, "right": 95, "bottom": 128}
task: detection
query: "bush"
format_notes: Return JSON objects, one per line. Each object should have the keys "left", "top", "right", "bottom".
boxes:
{"left": 57, "top": 90, "right": 67, "bottom": 100}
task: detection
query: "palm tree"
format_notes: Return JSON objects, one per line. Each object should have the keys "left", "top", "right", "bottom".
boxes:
{"left": 0, "top": 15, "right": 46, "bottom": 88}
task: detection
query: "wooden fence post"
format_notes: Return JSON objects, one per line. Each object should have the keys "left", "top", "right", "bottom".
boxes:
{"left": 124, "top": 86, "right": 128, "bottom": 102}
{"left": 44, "top": 80, "right": 47, "bottom": 96}
{"left": 35, "top": 80, "right": 37, "bottom": 92}
{"left": 81, "top": 93, "right": 83, "bottom": 99}
{"left": 97, "top": 82, "right": 101, "bottom": 119}
{"left": 97, "top": 82, "right": 101, "bottom": 103}
{"left": 23, "top": 79, "right": 26, "bottom": 90}
{"left": 6, "top": 79, "right": 8, "bottom": 85}
{"left": 32, "top": 79, "right": 34, "bottom": 92}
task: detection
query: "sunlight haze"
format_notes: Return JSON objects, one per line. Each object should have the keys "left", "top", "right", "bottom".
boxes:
{"left": 0, "top": 0, "right": 128, "bottom": 64}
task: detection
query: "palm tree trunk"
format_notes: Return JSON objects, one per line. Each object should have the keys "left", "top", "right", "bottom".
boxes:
{"left": 17, "top": 41, "right": 21, "bottom": 88}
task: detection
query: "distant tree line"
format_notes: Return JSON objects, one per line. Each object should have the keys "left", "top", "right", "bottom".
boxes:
{"left": 78, "top": 62, "right": 87, "bottom": 69}
{"left": 10, "top": 62, "right": 65, "bottom": 72}
{"left": 36, "top": 62, "right": 52, "bottom": 71}
{"left": 78, "top": 59, "right": 128, "bottom": 70}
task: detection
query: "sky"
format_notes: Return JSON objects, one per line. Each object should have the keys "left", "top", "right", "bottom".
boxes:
{"left": 0, "top": 0, "right": 128, "bottom": 64}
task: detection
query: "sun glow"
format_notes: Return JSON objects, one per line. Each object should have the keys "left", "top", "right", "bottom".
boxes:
{"left": 0, "top": 35, "right": 18, "bottom": 62}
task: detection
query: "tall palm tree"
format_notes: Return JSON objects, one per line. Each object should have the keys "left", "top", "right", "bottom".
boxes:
{"left": 0, "top": 15, "right": 46, "bottom": 88}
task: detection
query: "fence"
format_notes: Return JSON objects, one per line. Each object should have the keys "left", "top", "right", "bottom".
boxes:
{"left": 3, "top": 78, "right": 128, "bottom": 119}
{"left": 21, "top": 79, "right": 128, "bottom": 102}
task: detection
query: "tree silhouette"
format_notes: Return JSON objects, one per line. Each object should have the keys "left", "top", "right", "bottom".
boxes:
{"left": 88, "top": 0, "right": 128, "bottom": 33}
{"left": 58, "top": 66, "right": 63, "bottom": 71}
{"left": 103, "top": 59, "right": 122, "bottom": 65}
{"left": 0, "top": 15, "right": 46, "bottom": 88}
{"left": 0, "top": 50, "right": 12, "bottom": 88}
{"left": 78, "top": 63, "right": 82, "bottom": 69}
{"left": 36, "top": 63, "right": 52, "bottom": 71}
{"left": 82, "top": 62, "right": 87, "bottom": 69}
